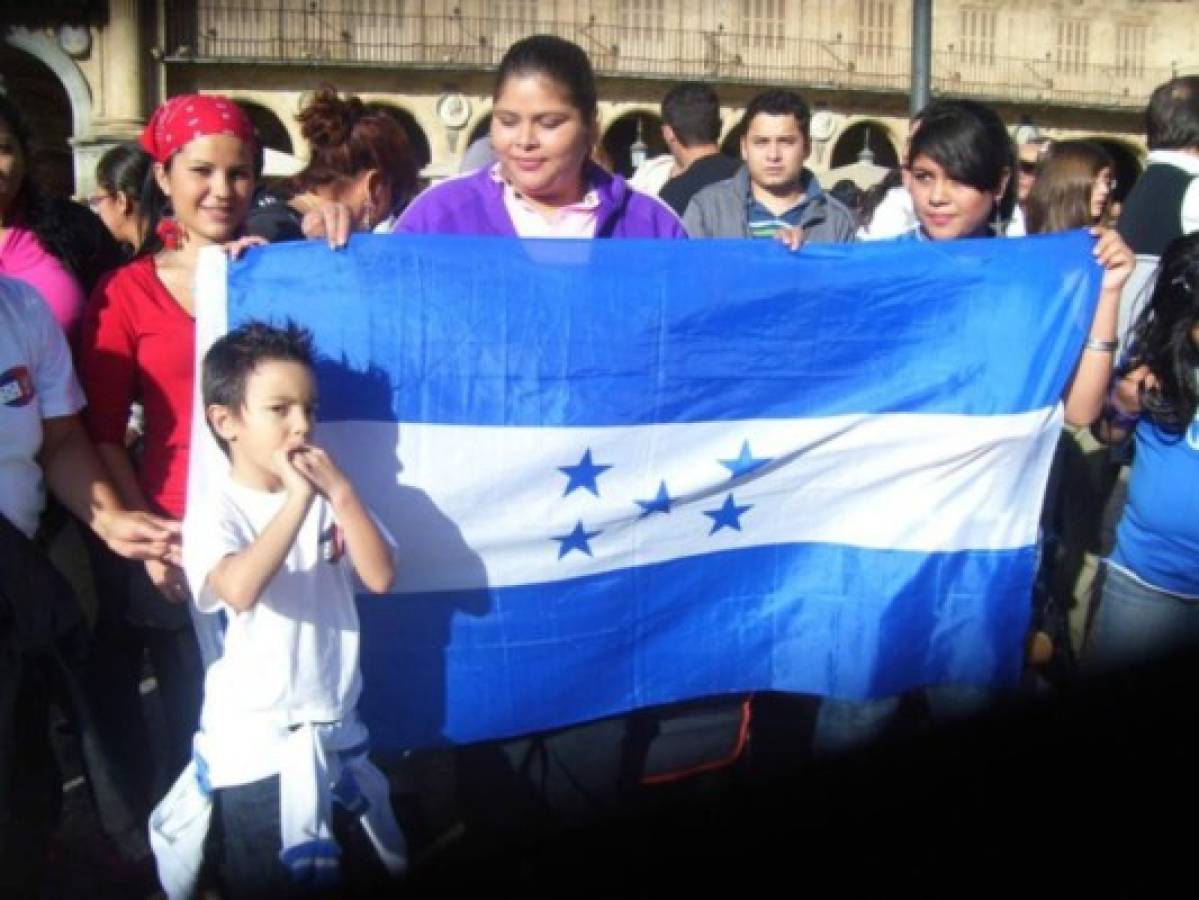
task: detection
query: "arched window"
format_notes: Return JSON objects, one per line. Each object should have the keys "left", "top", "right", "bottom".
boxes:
{"left": 0, "top": 41, "right": 74, "bottom": 195}
{"left": 366, "top": 103, "right": 432, "bottom": 172}
{"left": 829, "top": 121, "right": 899, "bottom": 170}
{"left": 234, "top": 100, "right": 294, "bottom": 155}
{"left": 600, "top": 111, "right": 667, "bottom": 178}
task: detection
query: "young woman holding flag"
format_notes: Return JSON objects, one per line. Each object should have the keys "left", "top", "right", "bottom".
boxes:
{"left": 812, "top": 100, "right": 1133, "bottom": 755}
{"left": 77, "top": 94, "right": 260, "bottom": 830}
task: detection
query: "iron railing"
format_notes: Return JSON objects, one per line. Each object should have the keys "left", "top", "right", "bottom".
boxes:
{"left": 164, "top": 3, "right": 1170, "bottom": 110}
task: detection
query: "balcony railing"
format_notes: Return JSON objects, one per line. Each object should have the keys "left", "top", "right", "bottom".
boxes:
{"left": 165, "top": 4, "right": 1170, "bottom": 110}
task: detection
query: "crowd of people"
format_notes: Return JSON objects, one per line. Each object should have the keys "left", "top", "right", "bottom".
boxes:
{"left": 2, "top": 30, "right": 1198, "bottom": 898}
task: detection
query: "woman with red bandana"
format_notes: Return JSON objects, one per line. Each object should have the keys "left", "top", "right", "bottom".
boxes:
{"left": 77, "top": 95, "right": 258, "bottom": 832}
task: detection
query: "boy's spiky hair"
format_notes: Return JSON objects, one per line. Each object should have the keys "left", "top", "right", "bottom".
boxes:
{"left": 202, "top": 320, "right": 315, "bottom": 455}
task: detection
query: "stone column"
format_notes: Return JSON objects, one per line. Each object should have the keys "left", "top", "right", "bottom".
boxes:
{"left": 93, "top": 0, "right": 145, "bottom": 134}
{"left": 73, "top": 0, "right": 145, "bottom": 195}
{"left": 98, "top": 0, "right": 143, "bottom": 130}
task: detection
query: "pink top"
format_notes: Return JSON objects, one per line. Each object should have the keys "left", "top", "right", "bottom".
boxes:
{"left": 489, "top": 164, "right": 600, "bottom": 238}
{"left": 0, "top": 225, "right": 87, "bottom": 340}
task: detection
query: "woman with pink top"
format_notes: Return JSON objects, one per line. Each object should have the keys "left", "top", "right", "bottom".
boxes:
{"left": 0, "top": 95, "right": 121, "bottom": 340}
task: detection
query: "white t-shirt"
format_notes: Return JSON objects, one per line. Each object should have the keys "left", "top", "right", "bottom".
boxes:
{"left": 858, "top": 185, "right": 917, "bottom": 241}
{"left": 1005, "top": 205, "right": 1027, "bottom": 238}
{"left": 0, "top": 276, "right": 85, "bottom": 538}
{"left": 185, "top": 477, "right": 384, "bottom": 731}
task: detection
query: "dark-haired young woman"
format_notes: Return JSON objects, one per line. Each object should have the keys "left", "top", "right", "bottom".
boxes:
{"left": 1086, "top": 233, "right": 1199, "bottom": 668}
{"left": 246, "top": 86, "right": 417, "bottom": 243}
{"left": 813, "top": 100, "right": 1133, "bottom": 755}
{"left": 90, "top": 142, "right": 154, "bottom": 255}
{"left": 78, "top": 94, "right": 259, "bottom": 826}
{"left": 1025, "top": 140, "right": 1116, "bottom": 235}
{"left": 1024, "top": 139, "right": 1120, "bottom": 676}
{"left": 393, "top": 34, "right": 684, "bottom": 839}
{"left": 395, "top": 34, "right": 683, "bottom": 238}
{"left": 900, "top": 101, "right": 1128, "bottom": 424}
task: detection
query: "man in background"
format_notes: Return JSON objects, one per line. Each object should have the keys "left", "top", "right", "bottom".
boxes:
{"left": 1119, "top": 75, "right": 1199, "bottom": 257}
{"left": 657, "top": 82, "right": 739, "bottom": 217}
{"left": 682, "top": 89, "right": 856, "bottom": 243}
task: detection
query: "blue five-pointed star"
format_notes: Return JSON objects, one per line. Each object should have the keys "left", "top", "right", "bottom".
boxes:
{"left": 704, "top": 494, "right": 753, "bottom": 535}
{"left": 719, "top": 440, "right": 772, "bottom": 479}
{"left": 558, "top": 448, "right": 612, "bottom": 497}
{"left": 554, "top": 520, "right": 602, "bottom": 559}
{"left": 635, "top": 481, "right": 673, "bottom": 518}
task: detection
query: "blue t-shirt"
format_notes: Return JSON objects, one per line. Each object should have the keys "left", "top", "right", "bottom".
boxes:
{"left": 1110, "top": 413, "right": 1199, "bottom": 597}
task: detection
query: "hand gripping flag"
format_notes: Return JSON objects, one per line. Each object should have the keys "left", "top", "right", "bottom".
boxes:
{"left": 190, "top": 231, "right": 1101, "bottom": 751}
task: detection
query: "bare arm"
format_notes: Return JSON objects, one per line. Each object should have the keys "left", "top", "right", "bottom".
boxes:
{"left": 206, "top": 489, "right": 312, "bottom": 613}
{"left": 96, "top": 441, "right": 152, "bottom": 512}
{"left": 292, "top": 446, "right": 395, "bottom": 594}
{"left": 205, "top": 445, "right": 314, "bottom": 612}
{"left": 38, "top": 415, "right": 179, "bottom": 560}
{"left": 94, "top": 440, "right": 194, "bottom": 601}
{"left": 1062, "top": 229, "right": 1134, "bottom": 427}
{"left": 1093, "top": 364, "right": 1152, "bottom": 445}
{"left": 329, "top": 488, "right": 395, "bottom": 594}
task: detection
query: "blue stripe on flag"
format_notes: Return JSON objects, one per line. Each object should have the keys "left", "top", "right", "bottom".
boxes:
{"left": 225, "top": 231, "right": 1100, "bottom": 427}
{"left": 356, "top": 542, "right": 1035, "bottom": 750}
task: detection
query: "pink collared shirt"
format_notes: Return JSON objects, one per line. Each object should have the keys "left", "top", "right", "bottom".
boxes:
{"left": 491, "top": 164, "right": 600, "bottom": 238}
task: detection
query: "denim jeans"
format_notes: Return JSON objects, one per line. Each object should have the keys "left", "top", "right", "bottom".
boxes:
{"left": 812, "top": 684, "right": 993, "bottom": 758}
{"left": 216, "top": 774, "right": 394, "bottom": 900}
{"left": 216, "top": 776, "right": 299, "bottom": 900}
{"left": 84, "top": 540, "right": 204, "bottom": 827}
{"left": 1085, "top": 563, "right": 1199, "bottom": 672}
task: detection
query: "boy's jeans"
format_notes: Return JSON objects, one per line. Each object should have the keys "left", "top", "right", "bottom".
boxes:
{"left": 216, "top": 774, "right": 393, "bottom": 899}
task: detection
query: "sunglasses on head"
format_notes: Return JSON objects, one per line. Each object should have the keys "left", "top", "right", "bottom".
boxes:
{"left": 1018, "top": 159, "right": 1039, "bottom": 175}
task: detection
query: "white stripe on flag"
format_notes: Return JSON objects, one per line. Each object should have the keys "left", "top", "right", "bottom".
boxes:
{"left": 318, "top": 404, "right": 1062, "bottom": 594}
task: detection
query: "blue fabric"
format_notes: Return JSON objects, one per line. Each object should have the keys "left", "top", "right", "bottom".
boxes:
{"left": 357, "top": 543, "right": 1036, "bottom": 749}
{"left": 228, "top": 232, "right": 1098, "bottom": 426}
{"left": 218, "top": 230, "right": 1102, "bottom": 751}
{"left": 1110, "top": 416, "right": 1199, "bottom": 597}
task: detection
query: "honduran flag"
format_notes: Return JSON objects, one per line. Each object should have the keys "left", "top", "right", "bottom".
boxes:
{"left": 190, "top": 231, "right": 1100, "bottom": 751}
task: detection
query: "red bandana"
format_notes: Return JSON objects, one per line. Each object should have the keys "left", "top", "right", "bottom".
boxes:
{"left": 139, "top": 94, "right": 256, "bottom": 164}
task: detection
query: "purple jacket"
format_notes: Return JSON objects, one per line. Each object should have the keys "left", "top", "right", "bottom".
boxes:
{"left": 394, "top": 162, "right": 687, "bottom": 239}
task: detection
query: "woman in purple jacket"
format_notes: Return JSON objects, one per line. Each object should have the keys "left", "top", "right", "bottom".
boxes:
{"left": 397, "top": 35, "right": 696, "bottom": 844}
{"left": 395, "top": 35, "right": 684, "bottom": 240}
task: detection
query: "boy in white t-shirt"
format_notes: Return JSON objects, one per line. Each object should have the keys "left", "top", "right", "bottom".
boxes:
{"left": 165, "top": 322, "right": 405, "bottom": 898}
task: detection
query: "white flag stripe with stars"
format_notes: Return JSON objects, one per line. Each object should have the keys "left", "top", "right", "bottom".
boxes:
{"left": 317, "top": 404, "right": 1062, "bottom": 595}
